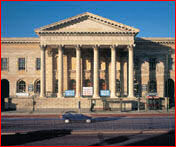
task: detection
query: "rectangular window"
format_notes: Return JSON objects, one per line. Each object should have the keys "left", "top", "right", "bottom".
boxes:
{"left": 36, "top": 58, "right": 41, "bottom": 70}
{"left": 18, "top": 58, "right": 25, "bottom": 70}
{"left": 1, "top": 58, "right": 8, "bottom": 71}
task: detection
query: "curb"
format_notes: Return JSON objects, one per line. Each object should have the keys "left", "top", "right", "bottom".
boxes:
{"left": 2, "top": 129, "right": 170, "bottom": 135}
{"left": 71, "top": 129, "right": 170, "bottom": 135}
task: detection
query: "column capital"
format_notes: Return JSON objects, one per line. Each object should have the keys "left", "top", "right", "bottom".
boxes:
{"left": 127, "top": 44, "right": 135, "bottom": 49}
{"left": 40, "top": 44, "right": 47, "bottom": 50}
{"left": 75, "top": 45, "right": 81, "bottom": 50}
{"left": 93, "top": 44, "right": 100, "bottom": 49}
{"left": 110, "top": 44, "right": 118, "bottom": 49}
{"left": 57, "top": 45, "right": 64, "bottom": 49}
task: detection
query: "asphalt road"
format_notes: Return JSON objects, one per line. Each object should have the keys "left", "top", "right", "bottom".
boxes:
{"left": 2, "top": 116, "right": 174, "bottom": 133}
{"left": 1, "top": 115, "right": 175, "bottom": 146}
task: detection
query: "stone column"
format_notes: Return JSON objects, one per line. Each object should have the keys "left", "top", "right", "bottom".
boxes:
{"left": 93, "top": 45, "right": 100, "bottom": 98}
{"left": 76, "top": 45, "right": 81, "bottom": 98}
{"left": 40, "top": 45, "right": 46, "bottom": 97}
{"left": 110, "top": 45, "right": 117, "bottom": 98}
{"left": 58, "top": 45, "right": 63, "bottom": 98}
{"left": 128, "top": 45, "right": 134, "bottom": 98}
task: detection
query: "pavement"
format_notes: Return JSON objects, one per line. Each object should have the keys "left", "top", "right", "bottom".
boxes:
{"left": 1, "top": 108, "right": 175, "bottom": 118}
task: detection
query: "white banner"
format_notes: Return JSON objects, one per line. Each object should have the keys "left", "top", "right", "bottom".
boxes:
{"left": 16, "top": 93, "right": 29, "bottom": 97}
{"left": 82, "top": 87, "right": 93, "bottom": 96}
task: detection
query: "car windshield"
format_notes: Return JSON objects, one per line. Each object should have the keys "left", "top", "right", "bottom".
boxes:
{"left": 65, "top": 111, "right": 77, "bottom": 114}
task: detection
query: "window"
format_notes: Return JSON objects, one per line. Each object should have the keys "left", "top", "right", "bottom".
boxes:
{"left": 34, "top": 80, "right": 40, "bottom": 93}
{"left": 36, "top": 58, "right": 40, "bottom": 70}
{"left": 1, "top": 58, "right": 8, "bottom": 70}
{"left": 18, "top": 58, "right": 25, "bottom": 70}
{"left": 17, "top": 80, "right": 26, "bottom": 93}
{"left": 149, "top": 58, "right": 156, "bottom": 71}
{"left": 55, "top": 80, "right": 58, "bottom": 93}
{"left": 116, "top": 79, "right": 120, "bottom": 92}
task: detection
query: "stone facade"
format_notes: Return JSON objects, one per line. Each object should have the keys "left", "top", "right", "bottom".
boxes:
{"left": 1, "top": 12, "right": 175, "bottom": 112}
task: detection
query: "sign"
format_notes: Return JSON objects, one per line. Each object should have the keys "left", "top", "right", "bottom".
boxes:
{"left": 28, "top": 84, "right": 33, "bottom": 92}
{"left": 65, "top": 90, "right": 75, "bottom": 97}
{"left": 16, "top": 93, "right": 29, "bottom": 97}
{"left": 100, "top": 90, "right": 110, "bottom": 97}
{"left": 82, "top": 87, "right": 93, "bottom": 96}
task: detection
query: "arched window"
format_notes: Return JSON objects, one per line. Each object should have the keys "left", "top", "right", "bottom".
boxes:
{"left": 17, "top": 80, "right": 26, "bottom": 93}
{"left": 84, "top": 79, "right": 92, "bottom": 87}
{"left": 99, "top": 79, "right": 106, "bottom": 90}
{"left": 34, "top": 80, "right": 40, "bottom": 93}
{"left": 149, "top": 80, "right": 157, "bottom": 93}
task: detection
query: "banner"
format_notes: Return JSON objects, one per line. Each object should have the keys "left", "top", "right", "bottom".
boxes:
{"left": 65, "top": 90, "right": 75, "bottom": 97}
{"left": 100, "top": 90, "right": 110, "bottom": 97}
{"left": 82, "top": 87, "right": 93, "bottom": 96}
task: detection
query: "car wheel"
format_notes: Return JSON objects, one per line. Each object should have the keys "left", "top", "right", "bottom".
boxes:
{"left": 64, "top": 119, "right": 70, "bottom": 123}
{"left": 86, "top": 119, "right": 91, "bottom": 123}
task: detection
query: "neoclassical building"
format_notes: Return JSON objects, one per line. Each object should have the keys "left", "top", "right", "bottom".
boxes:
{"left": 1, "top": 12, "right": 175, "bottom": 112}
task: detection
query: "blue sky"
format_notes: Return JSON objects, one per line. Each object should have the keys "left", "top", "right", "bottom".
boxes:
{"left": 1, "top": 1, "right": 175, "bottom": 38}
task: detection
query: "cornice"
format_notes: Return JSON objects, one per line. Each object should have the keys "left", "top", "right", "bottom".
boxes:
{"left": 1, "top": 38, "right": 40, "bottom": 44}
{"left": 135, "top": 37, "right": 175, "bottom": 44}
{"left": 38, "top": 31, "right": 136, "bottom": 36}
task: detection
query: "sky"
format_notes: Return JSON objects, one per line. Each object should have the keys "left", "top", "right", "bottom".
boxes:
{"left": 1, "top": 1, "right": 175, "bottom": 38}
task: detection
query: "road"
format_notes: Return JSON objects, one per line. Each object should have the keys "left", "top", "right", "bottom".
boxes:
{"left": 1, "top": 115, "right": 175, "bottom": 146}
{"left": 1, "top": 116, "right": 174, "bottom": 133}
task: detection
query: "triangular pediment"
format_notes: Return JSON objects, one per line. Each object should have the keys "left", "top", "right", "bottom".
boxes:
{"left": 35, "top": 12, "right": 139, "bottom": 34}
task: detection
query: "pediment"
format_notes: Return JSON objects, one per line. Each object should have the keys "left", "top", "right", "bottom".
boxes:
{"left": 35, "top": 12, "right": 139, "bottom": 35}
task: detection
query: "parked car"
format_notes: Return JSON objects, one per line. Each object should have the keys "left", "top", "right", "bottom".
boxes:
{"left": 62, "top": 111, "right": 92, "bottom": 123}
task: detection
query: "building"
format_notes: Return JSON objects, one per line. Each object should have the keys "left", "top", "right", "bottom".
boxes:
{"left": 1, "top": 12, "right": 175, "bottom": 112}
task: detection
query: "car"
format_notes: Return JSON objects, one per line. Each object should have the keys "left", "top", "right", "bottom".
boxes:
{"left": 62, "top": 111, "right": 92, "bottom": 123}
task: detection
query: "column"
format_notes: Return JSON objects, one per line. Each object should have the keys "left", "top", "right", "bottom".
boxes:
{"left": 40, "top": 45, "right": 46, "bottom": 97}
{"left": 76, "top": 45, "right": 81, "bottom": 98}
{"left": 128, "top": 45, "right": 134, "bottom": 98}
{"left": 93, "top": 45, "right": 100, "bottom": 98}
{"left": 58, "top": 45, "right": 63, "bottom": 98}
{"left": 110, "top": 45, "right": 117, "bottom": 98}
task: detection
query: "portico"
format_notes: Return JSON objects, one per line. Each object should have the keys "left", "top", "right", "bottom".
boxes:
{"left": 36, "top": 12, "right": 139, "bottom": 99}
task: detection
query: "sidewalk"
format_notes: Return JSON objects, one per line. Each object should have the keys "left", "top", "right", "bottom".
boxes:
{"left": 1, "top": 108, "right": 175, "bottom": 118}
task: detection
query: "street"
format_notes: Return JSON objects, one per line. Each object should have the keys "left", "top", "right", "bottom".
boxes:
{"left": 1, "top": 115, "right": 175, "bottom": 146}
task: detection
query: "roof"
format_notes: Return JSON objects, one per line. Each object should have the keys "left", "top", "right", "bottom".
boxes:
{"left": 35, "top": 12, "right": 140, "bottom": 35}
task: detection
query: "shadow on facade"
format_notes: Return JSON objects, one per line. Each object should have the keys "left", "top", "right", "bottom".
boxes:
{"left": 1, "top": 129, "right": 72, "bottom": 146}
{"left": 134, "top": 38, "right": 174, "bottom": 102}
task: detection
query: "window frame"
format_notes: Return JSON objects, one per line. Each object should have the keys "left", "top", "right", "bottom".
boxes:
{"left": 1, "top": 58, "right": 8, "bottom": 71}
{"left": 36, "top": 58, "right": 41, "bottom": 70}
{"left": 17, "top": 80, "right": 26, "bottom": 93}
{"left": 18, "top": 58, "right": 25, "bottom": 70}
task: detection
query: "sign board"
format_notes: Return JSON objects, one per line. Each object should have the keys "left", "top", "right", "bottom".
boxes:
{"left": 65, "top": 90, "right": 75, "bottom": 97}
{"left": 100, "top": 90, "right": 110, "bottom": 97}
{"left": 28, "top": 84, "right": 33, "bottom": 92}
{"left": 16, "top": 93, "right": 29, "bottom": 97}
{"left": 82, "top": 87, "right": 93, "bottom": 96}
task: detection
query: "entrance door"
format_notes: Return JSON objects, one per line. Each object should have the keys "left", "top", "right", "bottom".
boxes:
{"left": 165, "top": 79, "right": 175, "bottom": 107}
{"left": 1, "top": 79, "right": 9, "bottom": 111}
